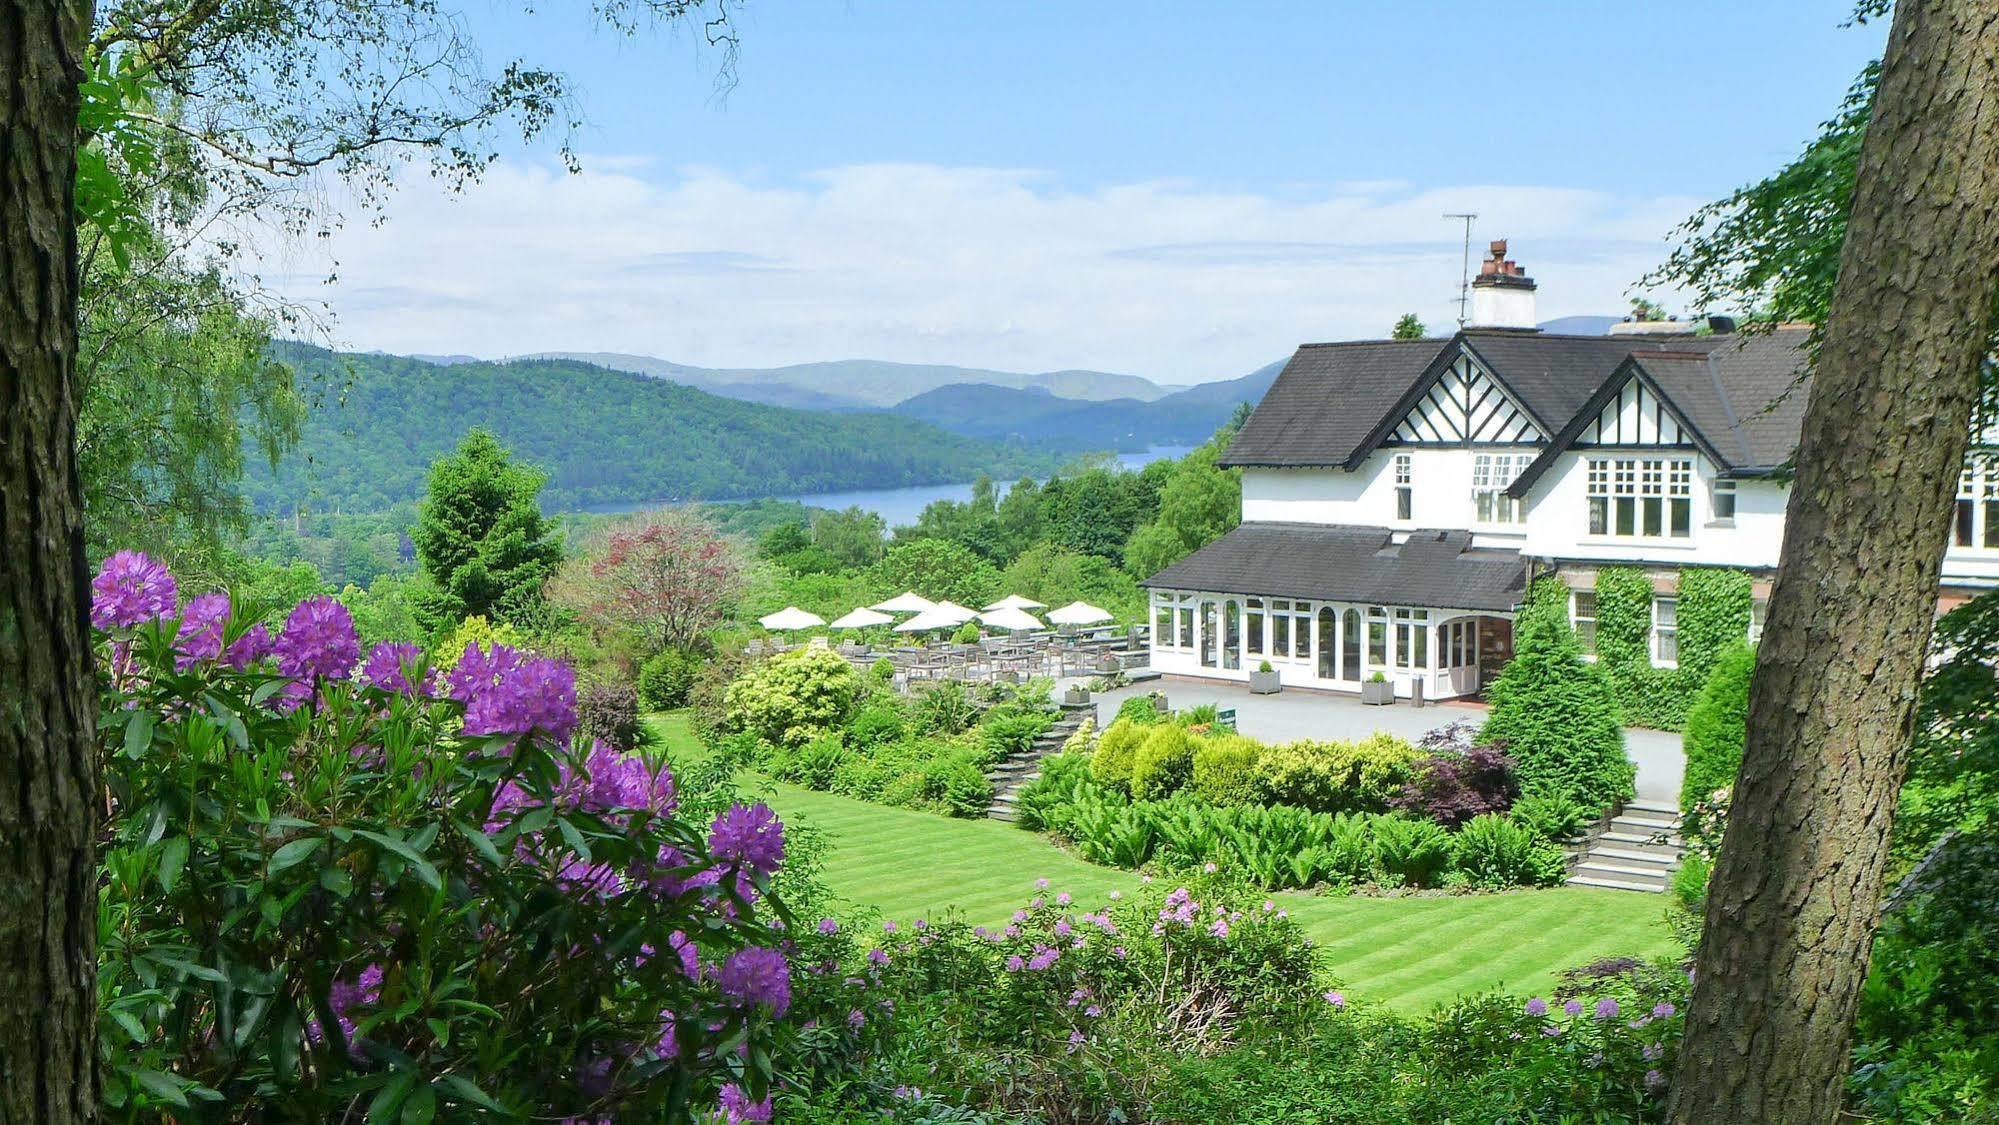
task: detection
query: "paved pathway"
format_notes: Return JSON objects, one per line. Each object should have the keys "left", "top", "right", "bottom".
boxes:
{"left": 1072, "top": 675, "right": 1684, "bottom": 806}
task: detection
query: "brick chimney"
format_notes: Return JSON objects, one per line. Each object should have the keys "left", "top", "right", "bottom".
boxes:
{"left": 1469, "top": 239, "right": 1537, "bottom": 330}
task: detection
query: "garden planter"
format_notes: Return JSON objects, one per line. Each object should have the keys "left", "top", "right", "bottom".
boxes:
{"left": 1063, "top": 686, "right": 1091, "bottom": 706}
{"left": 1360, "top": 680, "right": 1394, "bottom": 705}
{"left": 1248, "top": 669, "right": 1281, "bottom": 695}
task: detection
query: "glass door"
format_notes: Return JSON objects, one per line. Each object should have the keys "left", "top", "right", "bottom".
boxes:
{"left": 1318, "top": 607, "right": 1337, "bottom": 678}
{"left": 1199, "top": 600, "right": 1219, "bottom": 669}
{"left": 1222, "top": 601, "right": 1241, "bottom": 670}
{"left": 1341, "top": 609, "right": 1361, "bottom": 682}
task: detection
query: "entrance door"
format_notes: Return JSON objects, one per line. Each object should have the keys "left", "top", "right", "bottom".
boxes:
{"left": 1199, "top": 600, "right": 1219, "bottom": 669}
{"left": 1317, "top": 607, "right": 1337, "bottom": 679}
{"left": 1222, "top": 601, "right": 1241, "bottom": 670}
{"left": 1341, "top": 608, "right": 1362, "bottom": 682}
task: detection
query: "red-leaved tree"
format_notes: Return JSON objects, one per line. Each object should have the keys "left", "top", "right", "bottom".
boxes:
{"left": 553, "top": 510, "right": 746, "bottom": 654}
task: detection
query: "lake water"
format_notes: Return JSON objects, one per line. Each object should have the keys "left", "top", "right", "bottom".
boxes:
{"left": 581, "top": 446, "right": 1193, "bottom": 526}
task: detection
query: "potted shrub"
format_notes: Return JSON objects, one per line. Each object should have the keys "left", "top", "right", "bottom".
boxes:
{"left": 1063, "top": 684, "right": 1092, "bottom": 706}
{"left": 1249, "top": 659, "right": 1281, "bottom": 695}
{"left": 1361, "top": 670, "right": 1395, "bottom": 705}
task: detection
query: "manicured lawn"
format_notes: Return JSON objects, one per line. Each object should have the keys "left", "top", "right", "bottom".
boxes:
{"left": 650, "top": 713, "right": 1683, "bottom": 1014}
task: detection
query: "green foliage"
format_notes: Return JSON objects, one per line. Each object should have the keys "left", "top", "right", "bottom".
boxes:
{"left": 1130, "top": 724, "right": 1197, "bottom": 800}
{"left": 1249, "top": 734, "right": 1422, "bottom": 815}
{"left": 951, "top": 620, "right": 982, "bottom": 645}
{"left": 1090, "top": 717, "right": 1150, "bottom": 793}
{"left": 1682, "top": 643, "right": 1754, "bottom": 814}
{"left": 1372, "top": 815, "right": 1452, "bottom": 887}
{"left": 913, "top": 681, "right": 979, "bottom": 736}
{"left": 637, "top": 648, "right": 700, "bottom": 710}
{"left": 758, "top": 522, "right": 810, "bottom": 559}
{"left": 1114, "top": 695, "right": 1164, "bottom": 726}
{"left": 811, "top": 506, "right": 889, "bottom": 569}
{"left": 813, "top": 736, "right": 993, "bottom": 818}
{"left": 1390, "top": 312, "right": 1426, "bottom": 340}
{"left": 1509, "top": 791, "right": 1595, "bottom": 845}
{"left": 847, "top": 702, "right": 909, "bottom": 750}
{"left": 1189, "top": 735, "right": 1263, "bottom": 805}
{"left": 1592, "top": 566, "right": 1654, "bottom": 680}
{"left": 430, "top": 614, "right": 524, "bottom": 670}
{"left": 1675, "top": 568, "right": 1754, "bottom": 685}
{"left": 723, "top": 646, "right": 863, "bottom": 747}
{"left": 869, "top": 539, "right": 1002, "bottom": 608}
{"left": 1123, "top": 431, "right": 1241, "bottom": 579}
{"left": 246, "top": 345, "right": 1060, "bottom": 514}
{"left": 1899, "top": 592, "right": 1999, "bottom": 866}
{"left": 1481, "top": 600, "right": 1633, "bottom": 813}
{"left": 981, "top": 712, "right": 1053, "bottom": 762}
{"left": 1451, "top": 815, "right": 1567, "bottom": 889}
{"left": 409, "top": 429, "right": 564, "bottom": 631}
{"left": 1000, "top": 541, "right": 1144, "bottom": 623}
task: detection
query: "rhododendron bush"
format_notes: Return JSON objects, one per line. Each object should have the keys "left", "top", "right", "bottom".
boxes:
{"left": 89, "top": 552, "right": 819, "bottom": 1122}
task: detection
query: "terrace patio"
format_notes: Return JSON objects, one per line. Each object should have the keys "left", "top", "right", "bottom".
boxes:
{"left": 1075, "top": 675, "right": 1686, "bottom": 806}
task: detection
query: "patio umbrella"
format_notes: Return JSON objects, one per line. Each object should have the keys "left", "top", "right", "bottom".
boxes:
{"left": 895, "top": 602, "right": 978, "bottom": 633}
{"left": 979, "top": 606, "right": 1045, "bottom": 632}
{"left": 1047, "top": 601, "right": 1113, "bottom": 626}
{"left": 983, "top": 593, "right": 1048, "bottom": 612}
{"left": 869, "top": 591, "right": 936, "bottom": 615}
{"left": 829, "top": 607, "right": 893, "bottom": 629}
{"left": 758, "top": 606, "right": 825, "bottom": 631}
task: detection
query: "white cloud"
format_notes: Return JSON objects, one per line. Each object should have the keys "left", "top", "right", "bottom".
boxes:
{"left": 258, "top": 160, "right": 1705, "bottom": 384}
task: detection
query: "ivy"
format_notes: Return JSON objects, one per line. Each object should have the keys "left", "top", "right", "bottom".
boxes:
{"left": 1676, "top": 568, "right": 1755, "bottom": 685}
{"left": 1587, "top": 566, "right": 1753, "bottom": 732}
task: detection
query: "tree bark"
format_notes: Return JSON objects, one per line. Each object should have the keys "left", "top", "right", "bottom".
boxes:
{"left": 1668, "top": 3, "right": 1999, "bottom": 1122}
{"left": 0, "top": 2, "right": 98, "bottom": 1122}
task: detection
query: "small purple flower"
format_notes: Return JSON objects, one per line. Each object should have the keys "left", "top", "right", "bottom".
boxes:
{"left": 361, "top": 641, "right": 424, "bottom": 695}
{"left": 1644, "top": 1069, "right": 1665, "bottom": 1090}
{"left": 866, "top": 948, "right": 889, "bottom": 967}
{"left": 1595, "top": 997, "right": 1620, "bottom": 1021}
{"left": 1525, "top": 997, "right": 1548, "bottom": 1017}
{"left": 1542, "top": 1024, "right": 1563, "bottom": 1037}
{"left": 1066, "top": 1029, "right": 1086, "bottom": 1052}
{"left": 90, "top": 551, "right": 177, "bottom": 629}
{"left": 273, "top": 597, "right": 361, "bottom": 681}
{"left": 1651, "top": 1001, "right": 1677, "bottom": 1019}
{"left": 882, "top": 920, "right": 897, "bottom": 934}
{"left": 847, "top": 1008, "right": 865, "bottom": 1032}
{"left": 708, "top": 802, "right": 784, "bottom": 876}
{"left": 1005, "top": 954, "right": 1025, "bottom": 972}
{"left": 174, "top": 592, "right": 230, "bottom": 668}
{"left": 1564, "top": 1000, "right": 1584, "bottom": 1016}
{"left": 1034, "top": 877, "right": 1049, "bottom": 889}
{"left": 817, "top": 918, "right": 839, "bottom": 935}
{"left": 1028, "top": 946, "right": 1061, "bottom": 971}
{"left": 1323, "top": 990, "right": 1345, "bottom": 1008}
{"left": 1055, "top": 892, "right": 1071, "bottom": 906}
{"left": 716, "top": 946, "right": 791, "bottom": 1016}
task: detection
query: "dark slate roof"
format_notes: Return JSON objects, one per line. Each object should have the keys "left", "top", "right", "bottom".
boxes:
{"left": 1218, "top": 339, "right": 1448, "bottom": 467}
{"left": 1141, "top": 522, "right": 1527, "bottom": 613}
{"left": 1222, "top": 325, "right": 1813, "bottom": 474}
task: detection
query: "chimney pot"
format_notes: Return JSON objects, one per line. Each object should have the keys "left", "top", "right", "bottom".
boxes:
{"left": 1468, "top": 237, "right": 1538, "bottom": 329}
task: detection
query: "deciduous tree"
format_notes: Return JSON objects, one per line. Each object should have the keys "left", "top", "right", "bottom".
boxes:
{"left": 551, "top": 508, "right": 746, "bottom": 654}
{"left": 1668, "top": 4, "right": 1999, "bottom": 1119}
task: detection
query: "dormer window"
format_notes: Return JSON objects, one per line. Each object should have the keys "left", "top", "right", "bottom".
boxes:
{"left": 1393, "top": 454, "right": 1413, "bottom": 521}
{"left": 1472, "top": 453, "right": 1533, "bottom": 525}
{"left": 1587, "top": 456, "right": 1691, "bottom": 539}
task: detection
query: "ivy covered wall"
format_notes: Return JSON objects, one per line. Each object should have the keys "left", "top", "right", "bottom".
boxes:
{"left": 1587, "top": 565, "right": 1755, "bottom": 732}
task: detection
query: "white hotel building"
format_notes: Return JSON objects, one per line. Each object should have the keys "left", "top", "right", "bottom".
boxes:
{"left": 1142, "top": 241, "right": 1999, "bottom": 701}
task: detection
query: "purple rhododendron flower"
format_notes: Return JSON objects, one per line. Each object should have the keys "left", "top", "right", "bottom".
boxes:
{"left": 91, "top": 550, "right": 178, "bottom": 629}
{"left": 460, "top": 650, "right": 577, "bottom": 743}
{"left": 570, "top": 741, "right": 674, "bottom": 813}
{"left": 1323, "top": 990, "right": 1345, "bottom": 1008}
{"left": 717, "top": 1083, "right": 773, "bottom": 1124}
{"left": 446, "top": 642, "right": 522, "bottom": 703}
{"left": 274, "top": 596, "right": 360, "bottom": 681}
{"left": 817, "top": 918, "right": 839, "bottom": 935}
{"left": 708, "top": 802, "right": 784, "bottom": 876}
{"left": 361, "top": 641, "right": 424, "bottom": 694}
{"left": 174, "top": 592, "right": 230, "bottom": 668}
{"left": 716, "top": 946, "right": 791, "bottom": 1017}
{"left": 224, "top": 623, "right": 273, "bottom": 669}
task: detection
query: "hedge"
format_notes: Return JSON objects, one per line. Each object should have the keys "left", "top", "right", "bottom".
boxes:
{"left": 1481, "top": 599, "right": 1633, "bottom": 814}
{"left": 1681, "top": 643, "right": 1754, "bottom": 814}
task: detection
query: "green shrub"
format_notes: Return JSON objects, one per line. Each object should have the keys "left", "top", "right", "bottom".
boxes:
{"left": 1060, "top": 715, "right": 1096, "bottom": 755}
{"left": 1682, "top": 642, "right": 1754, "bottom": 814}
{"left": 1190, "top": 735, "right": 1263, "bottom": 805}
{"left": 1372, "top": 815, "right": 1452, "bottom": 887}
{"left": 1480, "top": 600, "right": 1633, "bottom": 814}
{"left": 869, "top": 656, "right": 896, "bottom": 685}
{"left": 1016, "top": 752, "right": 1093, "bottom": 831}
{"left": 1251, "top": 734, "right": 1420, "bottom": 814}
{"left": 1178, "top": 702, "right": 1221, "bottom": 728}
{"left": 1452, "top": 814, "right": 1567, "bottom": 889}
{"left": 913, "top": 680, "right": 979, "bottom": 735}
{"left": 1090, "top": 717, "right": 1149, "bottom": 793}
{"left": 789, "top": 732, "right": 847, "bottom": 790}
{"left": 1114, "top": 694, "right": 1164, "bottom": 726}
{"left": 952, "top": 620, "right": 981, "bottom": 645}
{"left": 722, "top": 645, "right": 862, "bottom": 746}
{"left": 635, "top": 648, "right": 699, "bottom": 710}
{"left": 846, "top": 701, "right": 908, "bottom": 749}
{"left": 1509, "top": 791, "right": 1594, "bottom": 844}
{"left": 980, "top": 712, "right": 1052, "bottom": 763}
{"left": 1130, "top": 723, "right": 1196, "bottom": 799}
{"left": 1676, "top": 567, "right": 1754, "bottom": 685}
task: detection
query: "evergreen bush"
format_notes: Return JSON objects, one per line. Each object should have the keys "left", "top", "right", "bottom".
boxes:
{"left": 636, "top": 646, "right": 699, "bottom": 710}
{"left": 1130, "top": 723, "right": 1197, "bottom": 799}
{"left": 1189, "top": 735, "right": 1263, "bottom": 805}
{"left": 1480, "top": 600, "right": 1633, "bottom": 814}
{"left": 1681, "top": 643, "right": 1754, "bottom": 814}
{"left": 722, "top": 645, "right": 863, "bottom": 747}
{"left": 1090, "top": 717, "right": 1149, "bottom": 793}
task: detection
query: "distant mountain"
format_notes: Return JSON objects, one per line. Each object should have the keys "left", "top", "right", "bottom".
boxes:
{"left": 891, "top": 359, "right": 1284, "bottom": 451}
{"left": 1536, "top": 315, "right": 1621, "bottom": 336}
{"left": 526, "top": 351, "right": 1170, "bottom": 409}
{"left": 403, "top": 352, "right": 482, "bottom": 366}
{"left": 249, "top": 346, "right": 1062, "bottom": 513}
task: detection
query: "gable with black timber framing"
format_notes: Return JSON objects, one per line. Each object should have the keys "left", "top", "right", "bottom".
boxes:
{"left": 1386, "top": 352, "right": 1543, "bottom": 446}
{"left": 1575, "top": 374, "right": 1695, "bottom": 448}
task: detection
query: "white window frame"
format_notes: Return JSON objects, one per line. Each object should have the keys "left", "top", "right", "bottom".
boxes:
{"left": 1587, "top": 456, "right": 1693, "bottom": 540}
{"left": 1471, "top": 452, "right": 1533, "bottom": 526}
{"left": 1953, "top": 457, "right": 1999, "bottom": 550}
{"left": 1710, "top": 478, "right": 1737, "bottom": 523}
{"left": 1570, "top": 589, "right": 1598, "bottom": 656}
{"left": 1393, "top": 453, "right": 1413, "bottom": 522}
{"left": 1652, "top": 596, "right": 1679, "bottom": 667}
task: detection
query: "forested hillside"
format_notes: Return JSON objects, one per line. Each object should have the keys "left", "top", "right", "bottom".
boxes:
{"left": 537, "top": 351, "right": 1168, "bottom": 408}
{"left": 246, "top": 346, "right": 1060, "bottom": 513}
{"left": 891, "top": 359, "right": 1282, "bottom": 450}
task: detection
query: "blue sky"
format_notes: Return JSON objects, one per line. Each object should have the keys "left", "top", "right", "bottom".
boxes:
{"left": 276, "top": 2, "right": 1886, "bottom": 384}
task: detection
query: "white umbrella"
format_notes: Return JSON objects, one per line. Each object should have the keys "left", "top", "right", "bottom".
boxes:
{"left": 979, "top": 606, "right": 1045, "bottom": 632}
{"left": 983, "top": 593, "right": 1048, "bottom": 612}
{"left": 829, "top": 607, "right": 893, "bottom": 629}
{"left": 758, "top": 606, "right": 826, "bottom": 631}
{"left": 870, "top": 591, "right": 936, "bottom": 615}
{"left": 895, "top": 602, "right": 978, "bottom": 633}
{"left": 1047, "top": 601, "right": 1113, "bottom": 626}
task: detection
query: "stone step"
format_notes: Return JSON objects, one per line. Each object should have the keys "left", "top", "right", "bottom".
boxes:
{"left": 1575, "top": 859, "right": 1674, "bottom": 881}
{"left": 1570, "top": 874, "right": 1668, "bottom": 893}
{"left": 1624, "top": 799, "right": 1681, "bottom": 816}
{"left": 1590, "top": 846, "right": 1678, "bottom": 867}
{"left": 1600, "top": 829, "right": 1684, "bottom": 848}
{"left": 1609, "top": 819, "right": 1681, "bottom": 839}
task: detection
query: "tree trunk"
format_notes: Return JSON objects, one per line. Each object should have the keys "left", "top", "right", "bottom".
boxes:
{"left": 1668, "top": 3, "right": 1999, "bottom": 1122}
{"left": 0, "top": 2, "right": 98, "bottom": 1122}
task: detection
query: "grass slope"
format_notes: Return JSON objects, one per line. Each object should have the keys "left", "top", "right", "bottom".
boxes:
{"left": 654, "top": 715, "right": 1681, "bottom": 1014}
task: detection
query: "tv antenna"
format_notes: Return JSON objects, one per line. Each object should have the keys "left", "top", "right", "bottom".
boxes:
{"left": 1444, "top": 212, "right": 1478, "bottom": 326}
